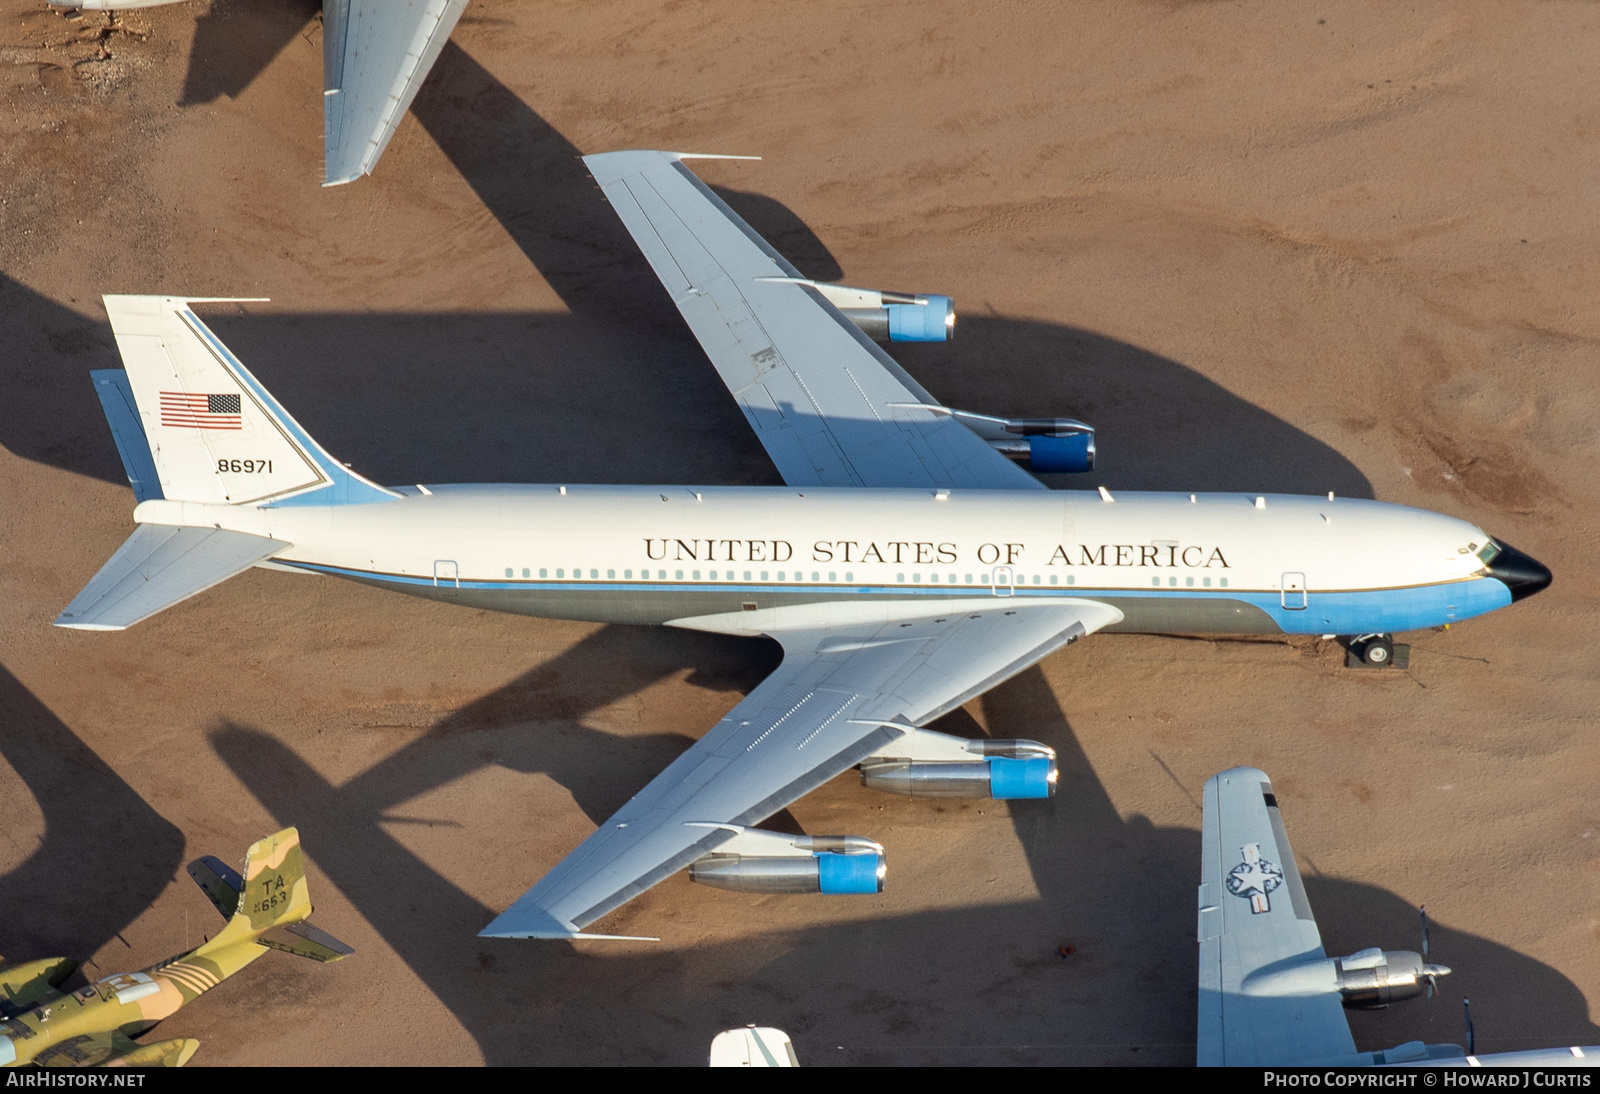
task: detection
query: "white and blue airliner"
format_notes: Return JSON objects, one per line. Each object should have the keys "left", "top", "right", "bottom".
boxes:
{"left": 57, "top": 151, "right": 1550, "bottom": 940}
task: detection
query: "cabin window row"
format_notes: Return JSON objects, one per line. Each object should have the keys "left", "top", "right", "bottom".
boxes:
{"left": 499, "top": 569, "right": 858, "bottom": 582}
{"left": 491, "top": 568, "right": 1231, "bottom": 590}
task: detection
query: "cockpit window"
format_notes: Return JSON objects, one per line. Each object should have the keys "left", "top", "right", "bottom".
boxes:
{"left": 1476, "top": 540, "right": 1501, "bottom": 565}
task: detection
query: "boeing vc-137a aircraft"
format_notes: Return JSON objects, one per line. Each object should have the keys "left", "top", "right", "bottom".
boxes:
{"left": 56, "top": 151, "right": 1550, "bottom": 939}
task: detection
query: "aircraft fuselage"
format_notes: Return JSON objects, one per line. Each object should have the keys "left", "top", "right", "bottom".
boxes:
{"left": 132, "top": 486, "right": 1525, "bottom": 636}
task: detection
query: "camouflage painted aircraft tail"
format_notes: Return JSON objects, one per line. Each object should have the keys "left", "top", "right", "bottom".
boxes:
{"left": 189, "top": 828, "right": 354, "bottom": 964}
{"left": 1, "top": 828, "right": 348, "bottom": 1069}
{"left": 54, "top": 296, "right": 400, "bottom": 631}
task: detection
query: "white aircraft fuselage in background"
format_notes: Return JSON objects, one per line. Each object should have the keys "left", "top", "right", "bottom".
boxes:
{"left": 130, "top": 485, "right": 1532, "bottom": 637}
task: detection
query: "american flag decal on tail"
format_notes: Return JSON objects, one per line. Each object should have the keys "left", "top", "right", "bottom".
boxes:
{"left": 160, "top": 391, "right": 242, "bottom": 430}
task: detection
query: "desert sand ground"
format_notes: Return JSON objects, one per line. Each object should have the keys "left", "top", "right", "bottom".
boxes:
{"left": 1, "top": 0, "right": 1597, "bottom": 1067}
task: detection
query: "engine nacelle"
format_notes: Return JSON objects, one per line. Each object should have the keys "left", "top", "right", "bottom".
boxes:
{"left": 801, "top": 281, "right": 956, "bottom": 342}
{"left": 933, "top": 408, "right": 1096, "bottom": 472}
{"left": 689, "top": 832, "right": 885, "bottom": 894}
{"left": 1334, "top": 948, "right": 1446, "bottom": 1010}
{"left": 1024, "top": 433, "right": 1095, "bottom": 473}
{"left": 860, "top": 739, "right": 1058, "bottom": 799}
{"left": 1240, "top": 947, "right": 1449, "bottom": 1010}
{"left": 988, "top": 420, "right": 1096, "bottom": 473}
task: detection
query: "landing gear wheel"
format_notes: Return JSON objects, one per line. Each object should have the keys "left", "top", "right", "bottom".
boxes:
{"left": 1359, "top": 636, "right": 1394, "bottom": 667}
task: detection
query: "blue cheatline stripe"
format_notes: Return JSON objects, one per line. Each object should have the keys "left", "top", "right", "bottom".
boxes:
{"left": 180, "top": 310, "right": 396, "bottom": 507}
{"left": 282, "top": 561, "right": 1512, "bottom": 633}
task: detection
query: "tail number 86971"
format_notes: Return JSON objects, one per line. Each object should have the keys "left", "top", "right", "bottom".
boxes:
{"left": 218, "top": 459, "right": 273, "bottom": 474}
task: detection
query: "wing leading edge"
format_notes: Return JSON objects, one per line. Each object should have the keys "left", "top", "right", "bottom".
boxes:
{"left": 583, "top": 150, "right": 1046, "bottom": 492}
{"left": 482, "top": 598, "right": 1121, "bottom": 939}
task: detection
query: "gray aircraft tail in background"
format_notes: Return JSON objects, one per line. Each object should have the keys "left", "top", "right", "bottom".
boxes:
{"left": 56, "top": 0, "right": 467, "bottom": 186}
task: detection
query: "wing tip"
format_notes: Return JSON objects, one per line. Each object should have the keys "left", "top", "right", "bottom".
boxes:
{"left": 581, "top": 149, "right": 762, "bottom": 180}
{"left": 1207, "top": 765, "right": 1271, "bottom": 789}
{"left": 477, "top": 927, "right": 660, "bottom": 942}
{"left": 478, "top": 905, "right": 658, "bottom": 941}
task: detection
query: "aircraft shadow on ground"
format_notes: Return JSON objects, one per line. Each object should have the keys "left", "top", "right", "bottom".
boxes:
{"left": 209, "top": 647, "right": 1599, "bottom": 1064}
{"left": 178, "top": 0, "right": 320, "bottom": 107}
{"left": 0, "top": 45, "right": 1372, "bottom": 496}
{"left": 0, "top": 663, "right": 183, "bottom": 962}
{"left": 0, "top": 241, "right": 1372, "bottom": 499}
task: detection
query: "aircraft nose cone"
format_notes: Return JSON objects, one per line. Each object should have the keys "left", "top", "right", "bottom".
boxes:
{"left": 1487, "top": 540, "right": 1553, "bottom": 602}
{"left": 1424, "top": 964, "right": 1452, "bottom": 979}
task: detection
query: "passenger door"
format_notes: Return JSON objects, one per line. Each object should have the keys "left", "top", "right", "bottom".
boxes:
{"left": 1280, "top": 572, "right": 1307, "bottom": 610}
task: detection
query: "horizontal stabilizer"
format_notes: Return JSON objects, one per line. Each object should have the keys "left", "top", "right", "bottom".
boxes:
{"left": 187, "top": 855, "right": 244, "bottom": 920}
{"left": 90, "top": 370, "right": 162, "bottom": 503}
{"left": 54, "top": 525, "right": 289, "bottom": 631}
{"left": 259, "top": 921, "right": 355, "bottom": 963}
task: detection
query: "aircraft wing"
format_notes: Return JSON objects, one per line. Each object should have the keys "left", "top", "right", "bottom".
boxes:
{"left": 1198, "top": 767, "right": 1357, "bottom": 1066}
{"left": 321, "top": 0, "right": 469, "bottom": 186}
{"left": 481, "top": 598, "right": 1121, "bottom": 938}
{"left": 583, "top": 150, "right": 1046, "bottom": 492}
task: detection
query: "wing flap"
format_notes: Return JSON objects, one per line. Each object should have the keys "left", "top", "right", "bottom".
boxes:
{"left": 481, "top": 599, "right": 1119, "bottom": 938}
{"left": 54, "top": 525, "right": 289, "bottom": 631}
{"left": 586, "top": 151, "right": 1045, "bottom": 491}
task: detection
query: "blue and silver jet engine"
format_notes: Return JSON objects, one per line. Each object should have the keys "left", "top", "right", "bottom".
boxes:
{"left": 783, "top": 280, "right": 956, "bottom": 342}
{"left": 890, "top": 406, "right": 1095, "bottom": 473}
{"left": 689, "top": 830, "right": 885, "bottom": 895}
{"left": 860, "top": 732, "right": 1059, "bottom": 800}
{"left": 943, "top": 409, "right": 1096, "bottom": 473}
{"left": 988, "top": 418, "right": 1096, "bottom": 474}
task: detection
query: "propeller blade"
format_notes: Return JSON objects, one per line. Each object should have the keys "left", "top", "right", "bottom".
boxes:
{"left": 1420, "top": 904, "right": 1430, "bottom": 958}
{"left": 1463, "top": 998, "right": 1476, "bottom": 1055}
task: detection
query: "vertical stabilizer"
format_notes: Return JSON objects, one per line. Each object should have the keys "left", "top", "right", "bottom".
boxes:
{"left": 195, "top": 828, "right": 312, "bottom": 955}
{"left": 101, "top": 295, "right": 397, "bottom": 507}
{"left": 235, "top": 827, "right": 313, "bottom": 931}
{"left": 192, "top": 828, "right": 352, "bottom": 963}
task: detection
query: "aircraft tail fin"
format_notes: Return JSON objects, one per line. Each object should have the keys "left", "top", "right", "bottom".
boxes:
{"left": 100, "top": 295, "right": 398, "bottom": 508}
{"left": 194, "top": 828, "right": 353, "bottom": 963}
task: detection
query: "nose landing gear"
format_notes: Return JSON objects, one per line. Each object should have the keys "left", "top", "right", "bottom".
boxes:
{"left": 1341, "top": 634, "right": 1409, "bottom": 669}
